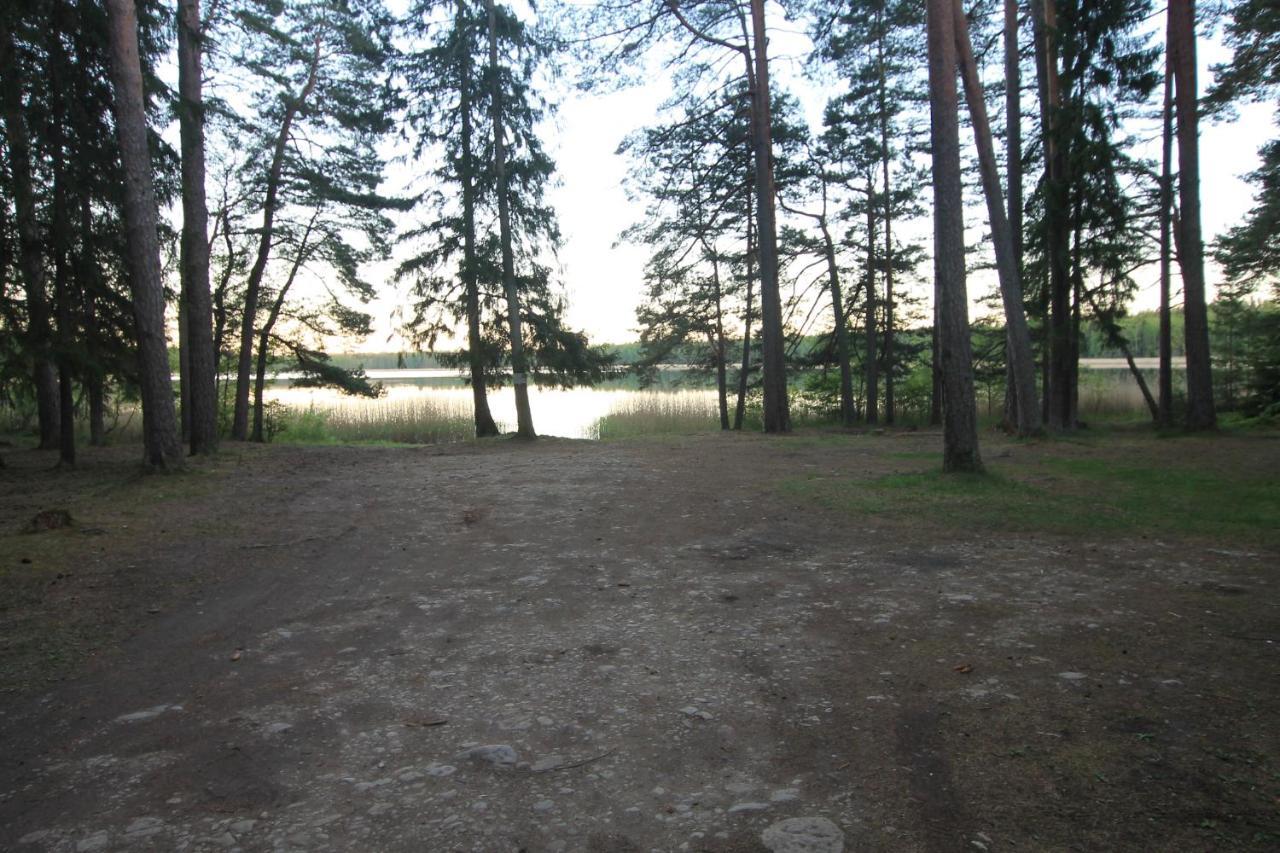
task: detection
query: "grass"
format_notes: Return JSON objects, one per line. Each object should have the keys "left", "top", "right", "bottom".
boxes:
{"left": 594, "top": 391, "right": 721, "bottom": 439}
{"left": 782, "top": 435, "right": 1280, "bottom": 547}
{"left": 274, "top": 398, "right": 476, "bottom": 445}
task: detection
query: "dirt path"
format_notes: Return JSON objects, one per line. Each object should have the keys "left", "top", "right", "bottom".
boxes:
{"left": 0, "top": 433, "right": 1276, "bottom": 851}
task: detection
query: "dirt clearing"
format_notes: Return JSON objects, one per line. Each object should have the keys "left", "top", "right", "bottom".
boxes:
{"left": 1, "top": 430, "right": 1276, "bottom": 851}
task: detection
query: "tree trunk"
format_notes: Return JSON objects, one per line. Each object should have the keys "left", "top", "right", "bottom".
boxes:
{"left": 487, "top": 0, "right": 534, "bottom": 438}
{"left": 820, "top": 217, "right": 854, "bottom": 427}
{"left": 231, "top": 40, "right": 320, "bottom": 441}
{"left": 1003, "top": 0, "right": 1024, "bottom": 431}
{"left": 1168, "top": 0, "right": 1215, "bottom": 430}
{"left": 864, "top": 185, "right": 879, "bottom": 425}
{"left": 252, "top": 218, "right": 316, "bottom": 442}
{"left": 734, "top": 211, "right": 755, "bottom": 430}
{"left": 1158, "top": 53, "right": 1174, "bottom": 427}
{"left": 1031, "top": 0, "right": 1072, "bottom": 430}
{"left": 0, "top": 24, "right": 60, "bottom": 449}
{"left": 458, "top": 0, "right": 499, "bottom": 438}
{"left": 710, "top": 252, "right": 731, "bottom": 430}
{"left": 927, "top": 0, "right": 982, "bottom": 472}
{"left": 178, "top": 0, "right": 218, "bottom": 454}
{"left": 104, "top": 0, "right": 183, "bottom": 469}
{"left": 877, "top": 12, "right": 896, "bottom": 425}
{"left": 748, "top": 0, "right": 790, "bottom": 433}
{"left": 954, "top": 0, "right": 1042, "bottom": 436}
{"left": 930, "top": 294, "right": 943, "bottom": 426}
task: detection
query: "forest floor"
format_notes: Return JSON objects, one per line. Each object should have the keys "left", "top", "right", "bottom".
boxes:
{"left": 0, "top": 427, "right": 1277, "bottom": 852}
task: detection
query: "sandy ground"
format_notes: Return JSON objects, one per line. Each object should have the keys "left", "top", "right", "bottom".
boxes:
{"left": 0, "top": 431, "right": 1276, "bottom": 852}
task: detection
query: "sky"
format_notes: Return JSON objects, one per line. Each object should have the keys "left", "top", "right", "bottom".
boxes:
{"left": 211, "top": 6, "right": 1276, "bottom": 353}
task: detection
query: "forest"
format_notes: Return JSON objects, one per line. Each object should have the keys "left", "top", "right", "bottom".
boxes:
{"left": 0, "top": 0, "right": 1277, "bottom": 470}
{"left": 2, "top": 2, "right": 1280, "bottom": 849}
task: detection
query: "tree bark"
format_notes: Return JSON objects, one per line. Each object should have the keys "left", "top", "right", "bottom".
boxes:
{"left": 104, "top": 0, "right": 183, "bottom": 469}
{"left": 0, "top": 23, "right": 60, "bottom": 449}
{"left": 1158, "top": 52, "right": 1174, "bottom": 427}
{"left": 231, "top": 39, "right": 320, "bottom": 441}
{"left": 927, "top": 0, "right": 983, "bottom": 471}
{"left": 458, "top": 0, "right": 500, "bottom": 438}
{"left": 1003, "top": 0, "right": 1024, "bottom": 431}
{"left": 748, "top": 0, "right": 790, "bottom": 432}
{"left": 876, "top": 10, "right": 896, "bottom": 425}
{"left": 819, "top": 215, "right": 854, "bottom": 427}
{"left": 864, "top": 182, "right": 879, "bottom": 425}
{"left": 710, "top": 255, "right": 730, "bottom": 430}
{"left": 1031, "top": 0, "right": 1073, "bottom": 430}
{"left": 1168, "top": 0, "right": 1215, "bottom": 430}
{"left": 953, "top": 0, "right": 1042, "bottom": 436}
{"left": 178, "top": 0, "right": 218, "bottom": 454}
{"left": 487, "top": 0, "right": 534, "bottom": 438}
{"left": 734, "top": 209, "right": 755, "bottom": 430}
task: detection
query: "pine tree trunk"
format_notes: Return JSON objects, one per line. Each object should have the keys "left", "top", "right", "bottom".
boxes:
{"left": 487, "top": 0, "right": 534, "bottom": 438}
{"left": 877, "top": 13, "right": 896, "bottom": 425}
{"left": 231, "top": 42, "right": 320, "bottom": 441}
{"left": 1158, "top": 55, "right": 1174, "bottom": 426}
{"left": 734, "top": 211, "right": 755, "bottom": 430}
{"left": 178, "top": 0, "right": 218, "bottom": 454}
{"left": 1168, "top": 0, "right": 1215, "bottom": 430}
{"left": 710, "top": 252, "right": 731, "bottom": 430}
{"left": 1003, "top": 0, "right": 1024, "bottom": 431}
{"left": 748, "top": 0, "right": 790, "bottom": 433}
{"left": 864, "top": 189, "right": 879, "bottom": 425}
{"left": 927, "top": 0, "right": 982, "bottom": 471}
{"left": 104, "top": 0, "right": 183, "bottom": 469}
{"left": 1031, "top": 0, "right": 1073, "bottom": 430}
{"left": 953, "top": 0, "right": 1042, "bottom": 436}
{"left": 820, "top": 217, "right": 855, "bottom": 427}
{"left": 458, "top": 0, "right": 499, "bottom": 438}
{"left": 0, "top": 24, "right": 60, "bottom": 449}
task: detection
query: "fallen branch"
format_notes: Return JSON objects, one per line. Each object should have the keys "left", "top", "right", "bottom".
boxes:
{"left": 530, "top": 748, "right": 616, "bottom": 773}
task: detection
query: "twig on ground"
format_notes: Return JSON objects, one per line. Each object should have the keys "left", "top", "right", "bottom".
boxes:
{"left": 530, "top": 748, "right": 616, "bottom": 773}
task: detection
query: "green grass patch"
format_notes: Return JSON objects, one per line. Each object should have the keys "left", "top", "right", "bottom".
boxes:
{"left": 783, "top": 448, "right": 1280, "bottom": 546}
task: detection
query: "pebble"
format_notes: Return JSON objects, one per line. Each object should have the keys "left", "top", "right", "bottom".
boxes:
{"left": 531, "top": 755, "right": 566, "bottom": 772}
{"left": 1057, "top": 672, "right": 1087, "bottom": 681}
{"left": 455, "top": 744, "right": 518, "bottom": 768}
{"left": 728, "top": 802, "right": 771, "bottom": 814}
{"left": 75, "top": 831, "right": 110, "bottom": 852}
{"left": 760, "top": 817, "right": 845, "bottom": 853}
{"left": 533, "top": 800, "right": 555, "bottom": 812}
{"left": 425, "top": 763, "right": 457, "bottom": 777}
{"left": 770, "top": 788, "right": 800, "bottom": 802}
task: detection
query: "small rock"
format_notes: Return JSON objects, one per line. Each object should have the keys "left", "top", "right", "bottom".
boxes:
{"left": 76, "top": 831, "right": 110, "bottom": 852}
{"left": 770, "top": 788, "right": 800, "bottom": 802}
{"left": 532, "top": 800, "right": 555, "bottom": 813}
{"left": 680, "top": 706, "right": 713, "bottom": 721}
{"left": 123, "top": 817, "right": 165, "bottom": 840}
{"left": 456, "top": 744, "right": 519, "bottom": 768}
{"left": 1057, "top": 672, "right": 1087, "bottom": 681}
{"left": 728, "top": 802, "right": 771, "bottom": 814}
{"left": 265, "top": 722, "right": 292, "bottom": 735}
{"left": 18, "top": 829, "right": 51, "bottom": 845}
{"left": 229, "top": 819, "right": 256, "bottom": 834}
{"left": 761, "top": 817, "right": 845, "bottom": 853}
{"left": 115, "top": 705, "right": 182, "bottom": 724}
{"left": 425, "top": 763, "right": 457, "bottom": 777}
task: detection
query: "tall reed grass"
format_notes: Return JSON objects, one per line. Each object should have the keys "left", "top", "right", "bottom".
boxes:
{"left": 593, "top": 390, "right": 720, "bottom": 439}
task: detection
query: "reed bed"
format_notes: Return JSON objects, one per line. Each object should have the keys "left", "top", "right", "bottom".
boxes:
{"left": 279, "top": 397, "right": 476, "bottom": 445}
{"left": 592, "top": 390, "right": 721, "bottom": 439}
